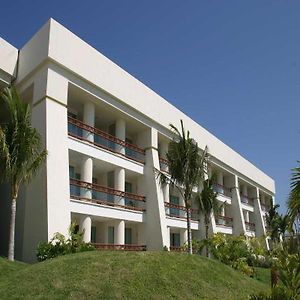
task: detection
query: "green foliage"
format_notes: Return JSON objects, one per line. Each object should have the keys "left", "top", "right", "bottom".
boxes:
{"left": 37, "top": 222, "right": 95, "bottom": 261}
{"left": 200, "top": 233, "right": 270, "bottom": 276}
{"left": 288, "top": 162, "right": 300, "bottom": 231}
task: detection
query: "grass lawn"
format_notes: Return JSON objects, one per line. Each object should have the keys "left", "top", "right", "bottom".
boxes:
{"left": 0, "top": 251, "right": 270, "bottom": 299}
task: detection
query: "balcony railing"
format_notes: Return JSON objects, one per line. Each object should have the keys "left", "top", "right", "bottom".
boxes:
{"left": 261, "top": 204, "right": 270, "bottom": 212}
{"left": 240, "top": 194, "right": 254, "bottom": 206}
{"left": 245, "top": 221, "right": 256, "bottom": 232}
{"left": 213, "top": 184, "right": 232, "bottom": 198}
{"left": 68, "top": 116, "right": 145, "bottom": 164}
{"left": 92, "top": 243, "right": 146, "bottom": 251}
{"left": 170, "top": 246, "right": 183, "bottom": 252}
{"left": 70, "top": 178, "right": 146, "bottom": 212}
{"left": 215, "top": 215, "right": 233, "bottom": 228}
{"left": 159, "top": 157, "right": 169, "bottom": 173}
{"left": 164, "top": 202, "right": 199, "bottom": 221}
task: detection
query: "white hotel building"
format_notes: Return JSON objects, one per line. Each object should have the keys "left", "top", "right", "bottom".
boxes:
{"left": 0, "top": 19, "right": 275, "bottom": 262}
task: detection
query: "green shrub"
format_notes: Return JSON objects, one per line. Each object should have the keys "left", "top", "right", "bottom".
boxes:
{"left": 37, "top": 222, "right": 95, "bottom": 261}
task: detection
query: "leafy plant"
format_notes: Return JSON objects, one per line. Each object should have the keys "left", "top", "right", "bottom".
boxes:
{"left": 37, "top": 222, "right": 94, "bottom": 261}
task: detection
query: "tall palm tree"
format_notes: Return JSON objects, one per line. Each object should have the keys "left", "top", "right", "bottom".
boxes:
{"left": 288, "top": 162, "right": 300, "bottom": 233}
{"left": 196, "top": 177, "right": 220, "bottom": 257}
{"left": 159, "top": 120, "right": 207, "bottom": 254}
{"left": 266, "top": 203, "right": 281, "bottom": 244}
{"left": 0, "top": 86, "right": 47, "bottom": 261}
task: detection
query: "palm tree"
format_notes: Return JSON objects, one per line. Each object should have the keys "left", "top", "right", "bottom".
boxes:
{"left": 288, "top": 162, "right": 300, "bottom": 234}
{"left": 196, "top": 177, "right": 220, "bottom": 257}
{"left": 159, "top": 120, "right": 207, "bottom": 254}
{"left": 266, "top": 203, "right": 281, "bottom": 244}
{"left": 0, "top": 86, "right": 47, "bottom": 261}
{"left": 277, "top": 214, "right": 289, "bottom": 242}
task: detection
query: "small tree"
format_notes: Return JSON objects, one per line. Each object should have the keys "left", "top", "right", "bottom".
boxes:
{"left": 0, "top": 86, "right": 47, "bottom": 261}
{"left": 158, "top": 120, "right": 207, "bottom": 254}
{"left": 196, "top": 177, "right": 220, "bottom": 257}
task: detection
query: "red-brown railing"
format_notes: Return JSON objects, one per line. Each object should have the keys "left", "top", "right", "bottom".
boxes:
{"left": 70, "top": 178, "right": 146, "bottom": 212}
{"left": 215, "top": 215, "right": 233, "bottom": 228}
{"left": 170, "top": 246, "right": 184, "bottom": 252}
{"left": 164, "top": 202, "right": 199, "bottom": 221}
{"left": 159, "top": 157, "right": 169, "bottom": 173}
{"left": 213, "top": 184, "right": 232, "bottom": 198}
{"left": 93, "top": 243, "right": 146, "bottom": 251}
{"left": 240, "top": 194, "right": 254, "bottom": 206}
{"left": 245, "top": 221, "right": 256, "bottom": 232}
{"left": 68, "top": 116, "right": 145, "bottom": 163}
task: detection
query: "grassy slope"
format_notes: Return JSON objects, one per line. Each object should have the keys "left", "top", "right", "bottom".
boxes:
{"left": 0, "top": 251, "right": 270, "bottom": 300}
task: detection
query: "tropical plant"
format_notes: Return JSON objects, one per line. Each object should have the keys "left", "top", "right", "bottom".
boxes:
{"left": 158, "top": 120, "right": 207, "bottom": 254}
{"left": 37, "top": 222, "right": 95, "bottom": 261}
{"left": 288, "top": 162, "right": 300, "bottom": 234}
{"left": 0, "top": 86, "right": 47, "bottom": 261}
{"left": 196, "top": 176, "right": 220, "bottom": 256}
{"left": 266, "top": 204, "right": 281, "bottom": 244}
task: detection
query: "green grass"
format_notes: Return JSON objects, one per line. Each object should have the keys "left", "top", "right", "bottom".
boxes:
{"left": 0, "top": 251, "right": 270, "bottom": 299}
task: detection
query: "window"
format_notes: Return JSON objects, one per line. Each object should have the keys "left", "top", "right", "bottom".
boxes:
{"left": 125, "top": 228, "right": 132, "bottom": 245}
{"left": 91, "top": 226, "right": 96, "bottom": 243}
{"left": 170, "top": 195, "right": 180, "bottom": 217}
{"left": 108, "top": 226, "right": 114, "bottom": 244}
{"left": 125, "top": 182, "right": 134, "bottom": 207}
{"left": 171, "top": 233, "right": 180, "bottom": 247}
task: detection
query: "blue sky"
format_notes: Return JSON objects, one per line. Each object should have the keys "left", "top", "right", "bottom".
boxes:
{"left": 1, "top": 1, "right": 299, "bottom": 213}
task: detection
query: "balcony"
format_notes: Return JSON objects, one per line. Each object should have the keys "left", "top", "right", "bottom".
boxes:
{"left": 240, "top": 194, "right": 254, "bottom": 207}
{"left": 215, "top": 215, "right": 233, "bottom": 228}
{"left": 164, "top": 202, "right": 199, "bottom": 221}
{"left": 245, "top": 221, "right": 255, "bottom": 232}
{"left": 261, "top": 204, "right": 270, "bottom": 212}
{"left": 92, "top": 243, "right": 146, "bottom": 251}
{"left": 68, "top": 116, "right": 145, "bottom": 164}
{"left": 213, "top": 184, "right": 232, "bottom": 198}
{"left": 159, "top": 157, "right": 169, "bottom": 173}
{"left": 70, "top": 178, "right": 146, "bottom": 212}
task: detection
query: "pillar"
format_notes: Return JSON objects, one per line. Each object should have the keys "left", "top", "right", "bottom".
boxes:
{"left": 114, "top": 167, "right": 125, "bottom": 206}
{"left": 115, "top": 220, "right": 125, "bottom": 244}
{"left": 83, "top": 102, "right": 95, "bottom": 142}
{"left": 81, "top": 157, "right": 93, "bottom": 199}
{"left": 217, "top": 171, "right": 223, "bottom": 186}
{"left": 244, "top": 210, "right": 250, "bottom": 223}
{"left": 115, "top": 119, "right": 126, "bottom": 154}
{"left": 242, "top": 185, "right": 248, "bottom": 197}
{"left": 81, "top": 216, "right": 91, "bottom": 243}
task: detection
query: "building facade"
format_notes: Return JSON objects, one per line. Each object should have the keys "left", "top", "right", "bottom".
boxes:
{"left": 0, "top": 19, "right": 275, "bottom": 262}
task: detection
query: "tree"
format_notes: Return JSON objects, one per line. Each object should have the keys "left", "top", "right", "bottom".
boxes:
{"left": 0, "top": 86, "right": 47, "bottom": 261}
{"left": 266, "top": 203, "right": 281, "bottom": 244}
{"left": 196, "top": 177, "right": 220, "bottom": 257}
{"left": 159, "top": 120, "right": 207, "bottom": 254}
{"left": 288, "top": 162, "right": 300, "bottom": 234}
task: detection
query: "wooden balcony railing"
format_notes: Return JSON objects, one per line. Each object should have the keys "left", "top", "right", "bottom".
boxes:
{"left": 245, "top": 221, "right": 256, "bottom": 232}
{"left": 170, "top": 246, "right": 184, "bottom": 252}
{"left": 93, "top": 243, "right": 146, "bottom": 251}
{"left": 164, "top": 202, "right": 199, "bottom": 221}
{"left": 68, "top": 116, "right": 145, "bottom": 164}
{"left": 215, "top": 215, "right": 233, "bottom": 228}
{"left": 159, "top": 157, "right": 169, "bottom": 173}
{"left": 70, "top": 178, "right": 146, "bottom": 212}
{"left": 240, "top": 194, "right": 254, "bottom": 206}
{"left": 213, "top": 184, "right": 232, "bottom": 198}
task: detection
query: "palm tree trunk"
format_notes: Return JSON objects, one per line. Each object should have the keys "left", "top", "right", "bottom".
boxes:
{"left": 205, "top": 224, "right": 209, "bottom": 257}
{"left": 186, "top": 208, "right": 193, "bottom": 254}
{"left": 8, "top": 198, "right": 16, "bottom": 261}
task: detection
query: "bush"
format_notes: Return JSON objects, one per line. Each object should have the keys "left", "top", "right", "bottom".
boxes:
{"left": 199, "top": 233, "right": 271, "bottom": 276}
{"left": 37, "top": 223, "right": 95, "bottom": 261}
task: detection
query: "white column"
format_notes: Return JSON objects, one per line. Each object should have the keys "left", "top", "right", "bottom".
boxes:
{"left": 115, "top": 220, "right": 125, "bottom": 244}
{"left": 114, "top": 168, "right": 125, "bottom": 206}
{"left": 81, "top": 216, "right": 92, "bottom": 243}
{"left": 244, "top": 211, "right": 250, "bottom": 223}
{"left": 242, "top": 185, "right": 248, "bottom": 196}
{"left": 217, "top": 171, "right": 223, "bottom": 186}
{"left": 83, "top": 102, "right": 95, "bottom": 142}
{"left": 81, "top": 157, "right": 93, "bottom": 199}
{"left": 115, "top": 119, "right": 126, "bottom": 154}
{"left": 180, "top": 229, "right": 188, "bottom": 246}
